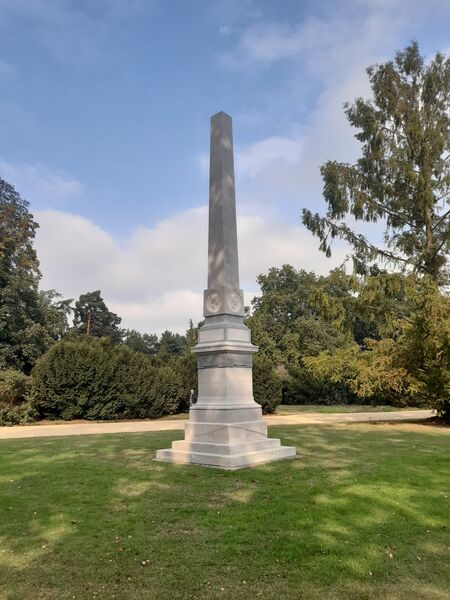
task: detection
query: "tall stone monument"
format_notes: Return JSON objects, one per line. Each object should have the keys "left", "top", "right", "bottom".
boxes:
{"left": 156, "top": 112, "right": 296, "bottom": 469}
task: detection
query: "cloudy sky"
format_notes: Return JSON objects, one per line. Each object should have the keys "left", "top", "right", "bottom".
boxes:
{"left": 1, "top": 0, "right": 449, "bottom": 333}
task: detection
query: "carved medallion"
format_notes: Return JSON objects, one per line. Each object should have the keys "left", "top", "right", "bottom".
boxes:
{"left": 228, "top": 290, "right": 242, "bottom": 313}
{"left": 206, "top": 290, "right": 221, "bottom": 313}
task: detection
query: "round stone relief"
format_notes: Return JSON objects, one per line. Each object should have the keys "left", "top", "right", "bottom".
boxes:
{"left": 206, "top": 290, "right": 221, "bottom": 313}
{"left": 228, "top": 290, "right": 242, "bottom": 313}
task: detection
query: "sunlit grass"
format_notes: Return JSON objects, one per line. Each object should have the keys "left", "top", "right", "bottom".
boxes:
{"left": 0, "top": 423, "right": 448, "bottom": 599}
{"left": 275, "top": 404, "right": 422, "bottom": 414}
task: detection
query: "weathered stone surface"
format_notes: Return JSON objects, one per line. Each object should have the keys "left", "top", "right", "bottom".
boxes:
{"left": 197, "top": 352, "right": 253, "bottom": 369}
{"left": 156, "top": 112, "right": 296, "bottom": 469}
{"left": 207, "top": 112, "right": 239, "bottom": 293}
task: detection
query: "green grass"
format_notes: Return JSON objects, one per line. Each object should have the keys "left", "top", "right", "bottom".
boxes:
{"left": 0, "top": 423, "right": 448, "bottom": 600}
{"left": 275, "top": 404, "right": 422, "bottom": 415}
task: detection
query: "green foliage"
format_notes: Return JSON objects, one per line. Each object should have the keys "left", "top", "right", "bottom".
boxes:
{"left": 303, "top": 276, "right": 449, "bottom": 416}
{"left": 39, "top": 289, "right": 73, "bottom": 340}
{"left": 303, "top": 42, "right": 450, "bottom": 282}
{"left": 304, "top": 340, "right": 424, "bottom": 407}
{"left": 0, "top": 369, "right": 29, "bottom": 407}
{"left": 400, "top": 277, "right": 450, "bottom": 420}
{"left": 283, "top": 363, "right": 354, "bottom": 406}
{"left": 0, "top": 401, "right": 36, "bottom": 425}
{"left": 247, "top": 265, "right": 353, "bottom": 405}
{"left": 248, "top": 266, "right": 348, "bottom": 361}
{"left": 0, "top": 368, "right": 35, "bottom": 425}
{"left": 252, "top": 355, "right": 282, "bottom": 414}
{"left": 158, "top": 330, "right": 187, "bottom": 357}
{"left": 122, "top": 329, "right": 158, "bottom": 354}
{"left": 0, "top": 178, "right": 52, "bottom": 372}
{"left": 73, "top": 291, "right": 122, "bottom": 341}
{"left": 31, "top": 337, "right": 188, "bottom": 420}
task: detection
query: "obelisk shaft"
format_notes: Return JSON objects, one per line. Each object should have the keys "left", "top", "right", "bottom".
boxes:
{"left": 208, "top": 112, "right": 239, "bottom": 290}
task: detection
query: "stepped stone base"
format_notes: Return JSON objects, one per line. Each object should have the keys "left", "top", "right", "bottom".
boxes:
{"left": 156, "top": 404, "right": 296, "bottom": 470}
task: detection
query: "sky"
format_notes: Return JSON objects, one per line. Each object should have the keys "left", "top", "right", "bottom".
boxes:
{"left": 1, "top": 0, "right": 449, "bottom": 334}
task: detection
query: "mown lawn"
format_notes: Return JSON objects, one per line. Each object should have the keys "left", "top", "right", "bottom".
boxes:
{"left": 275, "top": 404, "right": 422, "bottom": 415}
{"left": 0, "top": 423, "right": 448, "bottom": 600}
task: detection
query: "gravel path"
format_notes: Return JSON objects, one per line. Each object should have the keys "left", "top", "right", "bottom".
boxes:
{"left": 0, "top": 410, "right": 434, "bottom": 440}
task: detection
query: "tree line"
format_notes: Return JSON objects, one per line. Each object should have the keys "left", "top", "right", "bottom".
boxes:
{"left": 0, "top": 178, "right": 280, "bottom": 422}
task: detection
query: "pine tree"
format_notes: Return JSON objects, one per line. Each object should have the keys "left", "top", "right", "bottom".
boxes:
{"left": 73, "top": 290, "right": 122, "bottom": 342}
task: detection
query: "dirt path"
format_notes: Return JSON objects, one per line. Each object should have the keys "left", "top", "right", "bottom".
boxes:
{"left": 0, "top": 410, "right": 434, "bottom": 440}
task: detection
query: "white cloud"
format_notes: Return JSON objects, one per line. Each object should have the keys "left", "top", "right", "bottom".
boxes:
{"left": 108, "top": 291, "right": 203, "bottom": 335}
{"left": 236, "top": 136, "right": 303, "bottom": 178}
{"left": 238, "top": 19, "right": 329, "bottom": 64}
{"left": 0, "top": 160, "right": 82, "bottom": 205}
{"left": 198, "top": 135, "right": 303, "bottom": 185}
{"left": 34, "top": 206, "right": 347, "bottom": 335}
{"left": 216, "top": 1, "right": 441, "bottom": 209}
{"left": 219, "top": 25, "right": 233, "bottom": 35}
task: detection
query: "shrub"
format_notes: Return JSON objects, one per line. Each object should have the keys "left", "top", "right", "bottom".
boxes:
{"left": 304, "top": 340, "right": 425, "bottom": 407}
{"left": 31, "top": 337, "right": 187, "bottom": 420}
{"left": 399, "top": 279, "right": 450, "bottom": 421}
{"left": 0, "top": 402, "right": 37, "bottom": 426}
{"left": 0, "top": 369, "right": 35, "bottom": 425}
{"left": 282, "top": 362, "right": 355, "bottom": 406}
{"left": 253, "top": 355, "right": 282, "bottom": 414}
{"left": 0, "top": 369, "right": 30, "bottom": 407}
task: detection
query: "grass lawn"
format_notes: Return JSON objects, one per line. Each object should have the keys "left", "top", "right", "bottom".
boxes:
{"left": 275, "top": 404, "right": 422, "bottom": 415}
{"left": 0, "top": 423, "right": 448, "bottom": 600}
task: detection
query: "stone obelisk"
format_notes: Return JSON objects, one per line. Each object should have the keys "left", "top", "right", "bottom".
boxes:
{"left": 156, "top": 112, "right": 296, "bottom": 469}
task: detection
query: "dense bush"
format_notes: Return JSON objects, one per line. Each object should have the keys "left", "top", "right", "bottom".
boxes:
{"left": 0, "top": 402, "right": 37, "bottom": 426}
{"left": 0, "top": 369, "right": 35, "bottom": 425}
{"left": 399, "top": 280, "right": 450, "bottom": 421}
{"left": 0, "top": 369, "right": 30, "bottom": 407}
{"left": 31, "top": 337, "right": 191, "bottom": 420}
{"left": 252, "top": 355, "right": 282, "bottom": 414}
{"left": 282, "top": 362, "right": 355, "bottom": 406}
{"left": 304, "top": 340, "right": 425, "bottom": 407}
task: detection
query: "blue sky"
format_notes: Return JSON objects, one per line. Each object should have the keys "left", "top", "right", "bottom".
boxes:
{"left": 1, "top": 0, "right": 449, "bottom": 333}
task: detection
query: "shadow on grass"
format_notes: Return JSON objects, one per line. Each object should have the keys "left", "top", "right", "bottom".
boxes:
{"left": 0, "top": 424, "right": 449, "bottom": 599}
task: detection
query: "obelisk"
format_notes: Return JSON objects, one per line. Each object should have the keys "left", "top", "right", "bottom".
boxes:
{"left": 156, "top": 112, "right": 296, "bottom": 469}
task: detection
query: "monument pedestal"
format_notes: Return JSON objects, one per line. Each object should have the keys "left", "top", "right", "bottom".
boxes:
{"left": 156, "top": 316, "right": 296, "bottom": 469}
{"left": 156, "top": 411, "right": 295, "bottom": 470}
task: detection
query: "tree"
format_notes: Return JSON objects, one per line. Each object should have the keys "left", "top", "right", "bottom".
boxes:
{"left": 72, "top": 290, "right": 122, "bottom": 342}
{"left": 252, "top": 355, "right": 282, "bottom": 414}
{"left": 0, "top": 177, "right": 52, "bottom": 372}
{"left": 158, "top": 330, "right": 186, "bottom": 357}
{"left": 248, "top": 265, "right": 349, "bottom": 364}
{"left": 400, "top": 277, "right": 450, "bottom": 420}
{"left": 303, "top": 42, "right": 450, "bottom": 283}
{"left": 39, "top": 289, "right": 73, "bottom": 340}
{"left": 123, "top": 329, "right": 159, "bottom": 354}
{"left": 303, "top": 339, "right": 423, "bottom": 407}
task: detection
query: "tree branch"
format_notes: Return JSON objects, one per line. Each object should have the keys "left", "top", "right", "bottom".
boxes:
{"left": 432, "top": 208, "right": 450, "bottom": 230}
{"left": 324, "top": 219, "right": 422, "bottom": 270}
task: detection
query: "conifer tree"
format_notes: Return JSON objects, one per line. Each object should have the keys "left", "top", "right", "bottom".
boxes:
{"left": 303, "top": 42, "right": 450, "bottom": 283}
{"left": 73, "top": 290, "right": 122, "bottom": 342}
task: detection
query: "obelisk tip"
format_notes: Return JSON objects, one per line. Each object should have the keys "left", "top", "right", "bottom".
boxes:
{"left": 211, "top": 111, "right": 231, "bottom": 122}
